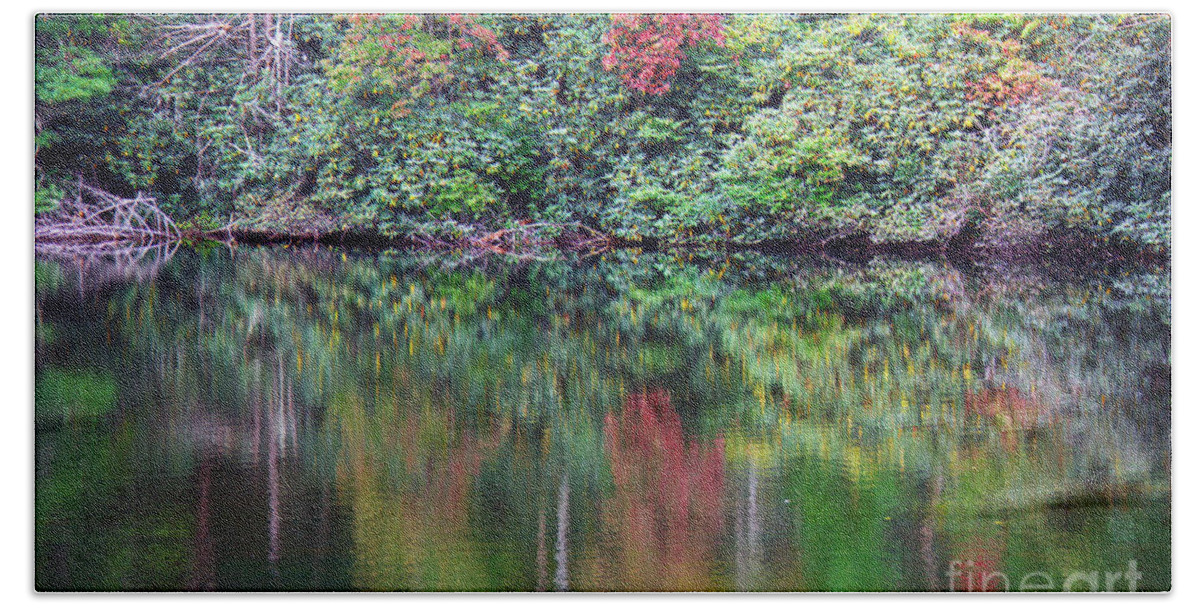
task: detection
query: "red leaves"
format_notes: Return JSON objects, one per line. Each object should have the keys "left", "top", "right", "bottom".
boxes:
{"left": 466, "top": 22, "right": 510, "bottom": 61}
{"left": 964, "top": 68, "right": 1046, "bottom": 107}
{"left": 602, "top": 13, "right": 726, "bottom": 96}
{"left": 964, "top": 387, "right": 1042, "bottom": 453}
{"left": 951, "top": 534, "right": 1008, "bottom": 591}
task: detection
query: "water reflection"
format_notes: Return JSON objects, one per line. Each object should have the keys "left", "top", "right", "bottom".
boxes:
{"left": 584, "top": 389, "right": 725, "bottom": 591}
{"left": 34, "top": 246, "right": 1170, "bottom": 591}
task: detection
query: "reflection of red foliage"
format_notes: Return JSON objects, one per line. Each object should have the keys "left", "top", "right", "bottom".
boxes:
{"left": 964, "top": 387, "right": 1038, "bottom": 424}
{"left": 392, "top": 408, "right": 498, "bottom": 529}
{"left": 965, "top": 387, "right": 1040, "bottom": 452}
{"left": 602, "top": 14, "right": 725, "bottom": 96}
{"left": 597, "top": 389, "right": 725, "bottom": 588}
{"left": 951, "top": 534, "right": 1007, "bottom": 591}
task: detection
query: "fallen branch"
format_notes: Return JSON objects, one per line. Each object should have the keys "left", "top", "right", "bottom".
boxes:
{"left": 36, "top": 182, "right": 182, "bottom": 246}
{"left": 557, "top": 222, "right": 612, "bottom": 256}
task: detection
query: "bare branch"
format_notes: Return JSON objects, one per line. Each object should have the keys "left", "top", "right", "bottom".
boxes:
{"left": 36, "top": 182, "right": 181, "bottom": 246}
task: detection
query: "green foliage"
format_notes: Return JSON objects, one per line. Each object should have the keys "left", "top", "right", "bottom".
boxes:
{"left": 35, "top": 51, "right": 115, "bottom": 104}
{"left": 35, "top": 183, "right": 64, "bottom": 213}
{"left": 34, "top": 15, "right": 119, "bottom": 105}
{"left": 425, "top": 170, "right": 502, "bottom": 220}
{"left": 34, "top": 15, "right": 126, "bottom": 211}
{"left": 34, "top": 13, "right": 1169, "bottom": 252}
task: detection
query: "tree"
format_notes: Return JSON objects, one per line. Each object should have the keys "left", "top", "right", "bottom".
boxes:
{"left": 601, "top": 14, "right": 725, "bottom": 96}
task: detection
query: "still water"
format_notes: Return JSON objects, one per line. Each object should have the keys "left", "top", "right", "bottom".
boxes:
{"left": 35, "top": 245, "right": 1170, "bottom": 591}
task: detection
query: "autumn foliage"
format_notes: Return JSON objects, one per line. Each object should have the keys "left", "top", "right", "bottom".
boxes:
{"left": 34, "top": 14, "right": 1170, "bottom": 251}
{"left": 954, "top": 22, "right": 1048, "bottom": 108}
{"left": 602, "top": 14, "right": 726, "bottom": 95}
{"left": 329, "top": 14, "right": 509, "bottom": 116}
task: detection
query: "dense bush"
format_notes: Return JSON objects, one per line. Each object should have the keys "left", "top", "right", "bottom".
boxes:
{"left": 35, "top": 13, "right": 1170, "bottom": 251}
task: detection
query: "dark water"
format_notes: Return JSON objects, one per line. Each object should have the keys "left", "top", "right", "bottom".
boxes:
{"left": 34, "top": 245, "right": 1170, "bottom": 591}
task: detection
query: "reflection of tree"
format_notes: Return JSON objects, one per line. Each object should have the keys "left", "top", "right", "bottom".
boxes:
{"left": 36, "top": 240, "right": 179, "bottom": 295}
{"left": 34, "top": 246, "right": 1172, "bottom": 591}
{"left": 949, "top": 530, "right": 1008, "bottom": 591}
{"left": 732, "top": 456, "right": 765, "bottom": 591}
{"left": 188, "top": 455, "right": 216, "bottom": 590}
{"left": 964, "top": 388, "right": 1038, "bottom": 453}
{"left": 584, "top": 389, "right": 725, "bottom": 591}
{"left": 333, "top": 381, "right": 510, "bottom": 591}
{"left": 555, "top": 474, "right": 570, "bottom": 591}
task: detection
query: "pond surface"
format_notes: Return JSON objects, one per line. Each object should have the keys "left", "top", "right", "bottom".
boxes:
{"left": 35, "top": 245, "right": 1170, "bottom": 591}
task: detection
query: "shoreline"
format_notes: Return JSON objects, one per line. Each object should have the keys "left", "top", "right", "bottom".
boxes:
{"left": 152, "top": 225, "right": 1168, "bottom": 269}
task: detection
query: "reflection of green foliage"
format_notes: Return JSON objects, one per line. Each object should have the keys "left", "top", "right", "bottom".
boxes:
{"left": 35, "top": 261, "right": 64, "bottom": 294}
{"left": 786, "top": 457, "right": 904, "bottom": 591}
{"left": 35, "top": 247, "right": 1170, "bottom": 590}
{"left": 35, "top": 261, "right": 65, "bottom": 344}
{"left": 35, "top": 368, "right": 116, "bottom": 421}
{"left": 95, "top": 511, "right": 192, "bottom": 591}
{"left": 628, "top": 343, "right": 684, "bottom": 377}
{"left": 433, "top": 270, "right": 496, "bottom": 316}
{"left": 36, "top": 428, "right": 129, "bottom": 527}
{"left": 36, "top": 422, "right": 191, "bottom": 591}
